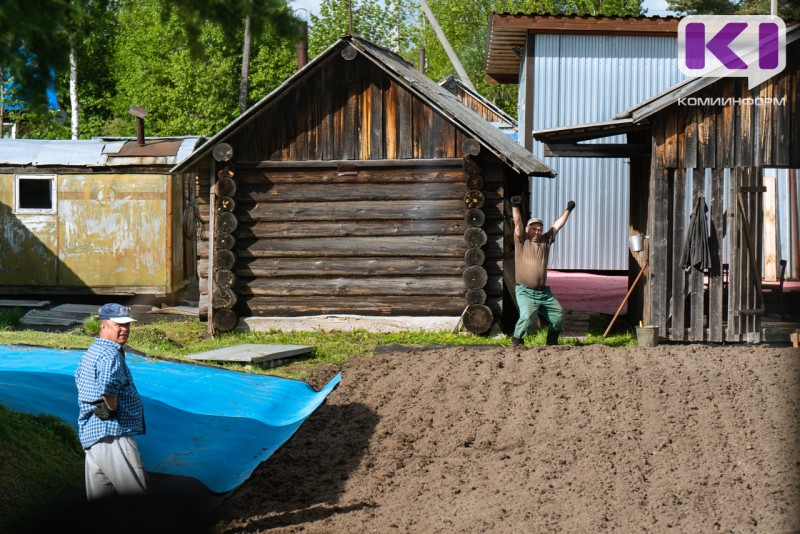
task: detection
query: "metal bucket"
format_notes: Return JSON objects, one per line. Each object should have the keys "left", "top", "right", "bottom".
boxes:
{"left": 629, "top": 235, "right": 645, "bottom": 252}
{"left": 635, "top": 325, "right": 659, "bottom": 347}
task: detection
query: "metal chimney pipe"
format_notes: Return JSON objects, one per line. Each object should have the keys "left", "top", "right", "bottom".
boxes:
{"left": 128, "top": 106, "right": 149, "bottom": 146}
{"left": 297, "top": 19, "right": 308, "bottom": 70}
{"left": 419, "top": 48, "right": 425, "bottom": 73}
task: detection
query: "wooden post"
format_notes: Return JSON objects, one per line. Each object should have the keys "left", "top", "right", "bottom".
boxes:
{"left": 207, "top": 165, "right": 216, "bottom": 336}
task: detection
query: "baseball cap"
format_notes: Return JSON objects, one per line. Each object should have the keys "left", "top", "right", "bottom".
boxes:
{"left": 526, "top": 217, "right": 543, "bottom": 227}
{"left": 98, "top": 303, "right": 137, "bottom": 324}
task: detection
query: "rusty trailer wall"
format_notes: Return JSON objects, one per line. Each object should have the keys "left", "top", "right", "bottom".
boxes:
{"left": 0, "top": 171, "right": 186, "bottom": 295}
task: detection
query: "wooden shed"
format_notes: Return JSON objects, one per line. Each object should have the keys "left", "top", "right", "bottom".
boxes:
{"left": 439, "top": 75, "right": 518, "bottom": 140}
{"left": 0, "top": 137, "right": 204, "bottom": 297}
{"left": 172, "top": 35, "right": 554, "bottom": 333}
{"left": 533, "top": 24, "right": 800, "bottom": 343}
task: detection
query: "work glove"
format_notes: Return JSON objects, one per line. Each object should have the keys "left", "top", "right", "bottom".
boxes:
{"left": 91, "top": 400, "right": 116, "bottom": 421}
{"left": 510, "top": 195, "right": 522, "bottom": 207}
{"left": 566, "top": 200, "right": 576, "bottom": 212}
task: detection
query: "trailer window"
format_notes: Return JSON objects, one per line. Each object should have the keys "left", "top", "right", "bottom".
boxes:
{"left": 14, "top": 175, "right": 56, "bottom": 213}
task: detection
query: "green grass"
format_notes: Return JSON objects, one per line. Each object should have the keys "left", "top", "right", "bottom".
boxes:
{"left": 0, "top": 307, "right": 22, "bottom": 330}
{"left": 0, "top": 315, "right": 636, "bottom": 380}
{"left": 0, "top": 314, "right": 635, "bottom": 527}
{"left": 0, "top": 403, "right": 84, "bottom": 533}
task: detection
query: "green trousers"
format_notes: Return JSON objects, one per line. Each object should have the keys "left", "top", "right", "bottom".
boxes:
{"left": 513, "top": 284, "right": 564, "bottom": 339}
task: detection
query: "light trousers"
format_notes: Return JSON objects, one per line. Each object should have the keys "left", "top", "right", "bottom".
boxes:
{"left": 84, "top": 435, "right": 148, "bottom": 500}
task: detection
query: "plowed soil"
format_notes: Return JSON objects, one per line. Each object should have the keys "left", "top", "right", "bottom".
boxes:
{"left": 209, "top": 344, "right": 800, "bottom": 533}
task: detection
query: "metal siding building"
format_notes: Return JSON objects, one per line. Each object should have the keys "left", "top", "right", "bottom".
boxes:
{"left": 528, "top": 33, "right": 685, "bottom": 270}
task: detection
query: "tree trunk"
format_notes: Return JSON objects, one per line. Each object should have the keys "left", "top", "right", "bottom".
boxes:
{"left": 70, "top": 41, "right": 79, "bottom": 140}
{"left": 239, "top": 14, "right": 252, "bottom": 115}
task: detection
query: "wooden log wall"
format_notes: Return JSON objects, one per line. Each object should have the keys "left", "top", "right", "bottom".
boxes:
{"left": 196, "top": 160, "right": 509, "bottom": 320}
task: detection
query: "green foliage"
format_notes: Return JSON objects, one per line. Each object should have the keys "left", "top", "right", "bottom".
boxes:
{"left": 0, "top": 307, "right": 22, "bottom": 330}
{"left": 0, "top": 403, "right": 84, "bottom": 533}
{"left": 666, "top": 0, "right": 800, "bottom": 18}
{"left": 82, "top": 315, "right": 100, "bottom": 335}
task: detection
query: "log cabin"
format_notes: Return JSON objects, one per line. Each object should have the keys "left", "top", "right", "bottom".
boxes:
{"left": 172, "top": 35, "right": 555, "bottom": 334}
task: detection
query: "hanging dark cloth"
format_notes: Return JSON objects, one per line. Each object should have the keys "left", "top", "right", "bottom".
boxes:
{"left": 680, "top": 195, "right": 711, "bottom": 271}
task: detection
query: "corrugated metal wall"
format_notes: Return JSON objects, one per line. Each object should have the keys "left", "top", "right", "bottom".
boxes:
{"left": 527, "top": 34, "right": 684, "bottom": 270}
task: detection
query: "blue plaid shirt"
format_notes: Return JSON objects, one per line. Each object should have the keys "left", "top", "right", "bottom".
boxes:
{"left": 75, "top": 338, "right": 146, "bottom": 449}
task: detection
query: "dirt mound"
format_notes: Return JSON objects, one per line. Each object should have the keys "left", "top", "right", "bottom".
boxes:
{"left": 210, "top": 344, "right": 800, "bottom": 533}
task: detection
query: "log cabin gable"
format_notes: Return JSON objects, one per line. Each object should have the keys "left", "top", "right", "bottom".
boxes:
{"left": 229, "top": 54, "right": 470, "bottom": 163}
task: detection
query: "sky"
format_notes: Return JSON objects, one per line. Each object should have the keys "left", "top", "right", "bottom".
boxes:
{"left": 288, "top": 0, "right": 678, "bottom": 18}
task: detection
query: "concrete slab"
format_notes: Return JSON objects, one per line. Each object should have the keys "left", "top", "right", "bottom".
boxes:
{"left": 185, "top": 343, "right": 313, "bottom": 363}
{"left": 0, "top": 300, "right": 50, "bottom": 308}
{"left": 240, "top": 315, "right": 460, "bottom": 333}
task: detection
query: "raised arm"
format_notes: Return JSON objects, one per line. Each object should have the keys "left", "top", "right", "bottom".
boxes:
{"left": 510, "top": 195, "right": 524, "bottom": 239}
{"left": 552, "top": 200, "right": 576, "bottom": 233}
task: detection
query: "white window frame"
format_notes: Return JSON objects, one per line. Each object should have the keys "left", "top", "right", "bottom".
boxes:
{"left": 13, "top": 174, "right": 57, "bottom": 214}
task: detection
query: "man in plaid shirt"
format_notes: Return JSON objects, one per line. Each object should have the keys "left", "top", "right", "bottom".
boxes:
{"left": 75, "top": 303, "right": 147, "bottom": 500}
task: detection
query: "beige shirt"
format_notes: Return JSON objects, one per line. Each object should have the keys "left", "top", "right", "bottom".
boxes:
{"left": 514, "top": 228, "right": 556, "bottom": 289}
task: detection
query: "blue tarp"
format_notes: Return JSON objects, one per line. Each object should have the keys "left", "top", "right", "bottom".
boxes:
{"left": 0, "top": 344, "right": 340, "bottom": 493}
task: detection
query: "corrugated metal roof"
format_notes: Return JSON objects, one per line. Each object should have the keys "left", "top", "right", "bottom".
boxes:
{"left": 485, "top": 13, "right": 681, "bottom": 83}
{"left": 172, "top": 35, "right": 554, "bottom": 178}
{"left": 0, "top": 137, "right": 205, "bottom": 168}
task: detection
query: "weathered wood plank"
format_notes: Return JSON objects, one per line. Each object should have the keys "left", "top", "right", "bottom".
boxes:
{"left": 757, "top": 77, "right": 773, "bottom": 167}
{"left": 738, "top": 80, "right": 754, "bottom": 166}
{"left": 719, "top": 79, "right": 736, "bottom": 168}
{"left": 294, "top": 84, "right": 308, "bottom": 160}
{"left": 219, "top": 234, "right": 505, "bottom": 260}
{"left": 370, "top": 64, "right": 384, "bottom": 160}
{"left": 202, "top": 257, "right": 503, "bottom": 278}
{"left": 235, "top": 220, "right": 501, "bottom": 239}
{"left": 237, "top": 167, "right": 464, "bottom": 185}
{"left": 697, "top": 88, "right": 716, "bottom": 169}
{"left": 358, "top": 59, "right": 371, "bottom": 161}
{"left": 232, "top": 235, "right": 468, "bottom": 257}
{"left": 662, "top": 109, "right": 678, "bottom": 168}
{"left": 321, "top": 60, "right": 335, "bottom": 160}
{"left": 670, "top": 167, "right": 687, "bottom": 340}
{"left": 343, "top": 60, "right": 359, "bottom": 160}
{"left": 384, "top": 77, "right": 398, "bottom": 159}
{"left": 237, "top": 182, "right": 466, "bottom": 202}
{"left": 235, "top": 276, "right": 502, "bottom": 297}
{"left": 237, "top": 295, "right": 497, "bottom": 317}
{"left": 684, "top": 107, "right": 698, "bottom": 169}
{"left": 397, "top": 84, "right": 413, "bottom": 159}
{"left": 727, "top": 167, "right": 741, "bottom": 340}
{"left": 307, "top": 78, "right": 318, "bottom": 160}
{"left": 689, "top": 168, "right": 705, "bottom": 341}
{"left": 708, "top": 168, "right": 725, "bottom": 342}
{"left": 650, "top": 165, "right": 670, "bottom": 333}
{"left": 433, "top": 108, "right": 455, "bottom": 158}
{"left": 236, "top": 199, "right": 475, "bottom": 221}
{"left": 774, "top": 69, "right": 790, "bottom": 166}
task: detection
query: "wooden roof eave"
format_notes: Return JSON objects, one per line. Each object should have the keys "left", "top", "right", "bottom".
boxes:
{"left": 533, "top": 118, "right": 651, "bottom": 158}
